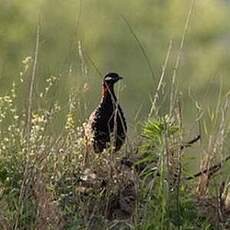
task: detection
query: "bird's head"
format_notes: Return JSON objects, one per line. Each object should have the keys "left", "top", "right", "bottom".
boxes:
{"left": 102, "top": 72, "right": 123, "bottom": 99}
{"left": 103, "top": 72, "right": 123, "bottom": 86}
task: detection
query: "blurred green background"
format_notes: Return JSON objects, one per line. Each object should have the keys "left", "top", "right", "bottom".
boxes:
{"left": 1, "top": 0, "right": 230, "bottom": 129}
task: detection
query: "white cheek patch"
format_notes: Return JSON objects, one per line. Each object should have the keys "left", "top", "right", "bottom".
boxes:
{"left": 105, "top": 76, "right": 113, "bottom": 81}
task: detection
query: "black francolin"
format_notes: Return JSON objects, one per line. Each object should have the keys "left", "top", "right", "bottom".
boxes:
{"left": 84, "top": 72, "right": 127, "bottom": 153}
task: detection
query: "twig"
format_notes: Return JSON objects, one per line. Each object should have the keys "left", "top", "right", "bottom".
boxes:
{"left": 185, "top": 154, "right": 230, "bottom": 180}
{"left": 180, "top": 135, "right": 200, "bottom": 150}
{"left": 170, "top": 0, "right": 195, "bottom": 115}
{"left": 121, "top": 15, "right": 155, "bottom": 81}
{"left": 84, "top": 50, "right": 103, "bottom": 77}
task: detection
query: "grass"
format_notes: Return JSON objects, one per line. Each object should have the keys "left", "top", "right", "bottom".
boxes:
{"left": 0, "top": 68, "right": 229, "bottom": 230}
{"left": 0, "top": 2, "right": 229, "bottom": 228}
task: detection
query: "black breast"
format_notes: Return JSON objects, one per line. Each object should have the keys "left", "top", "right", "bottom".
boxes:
{"left": 86, "top": 99, "right": 127, "bottom": 153}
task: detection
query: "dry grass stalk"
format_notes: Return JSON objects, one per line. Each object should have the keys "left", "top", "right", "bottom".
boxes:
{"left": 26, "top": 21, "right": 40, "bottom": 136}
{"left": 196, "top": 96, "right": 229, "bottom": 197}
{"left": 34, "top": 172, "right": 64, "bottom": 230}
{"left": 195, "top": 181, "right": 230, "bottom": 228}
{"left": 0, "top": 213, "right": 10, "bottom": 230}
{"left": 149, "top": 40, "right": 173, "bottom": 118}
{"left": 196, "top": 138, "right": 214, "bottom": 197}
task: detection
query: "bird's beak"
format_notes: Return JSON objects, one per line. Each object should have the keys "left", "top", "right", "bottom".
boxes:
{"left": 118, "top": 76, "right": 123, "bottom": 80}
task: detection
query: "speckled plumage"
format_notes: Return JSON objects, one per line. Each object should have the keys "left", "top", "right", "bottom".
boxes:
{"left": 85, "top": 73, "right": 127, "bottom": 153}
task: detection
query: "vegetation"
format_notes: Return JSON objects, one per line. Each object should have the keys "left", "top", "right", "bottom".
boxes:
{"left": 1, "top": 0, "right": 230, "bottom": 122}
{"left": 0, "top": 0, "right": 230, "bottom": 229}
{"left": 0, "top": 62, "right": 229, "bottom": 229}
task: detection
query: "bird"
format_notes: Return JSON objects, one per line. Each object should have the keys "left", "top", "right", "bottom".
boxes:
{"left": 84, "top": 72, "right": 127, "bottom": 153}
